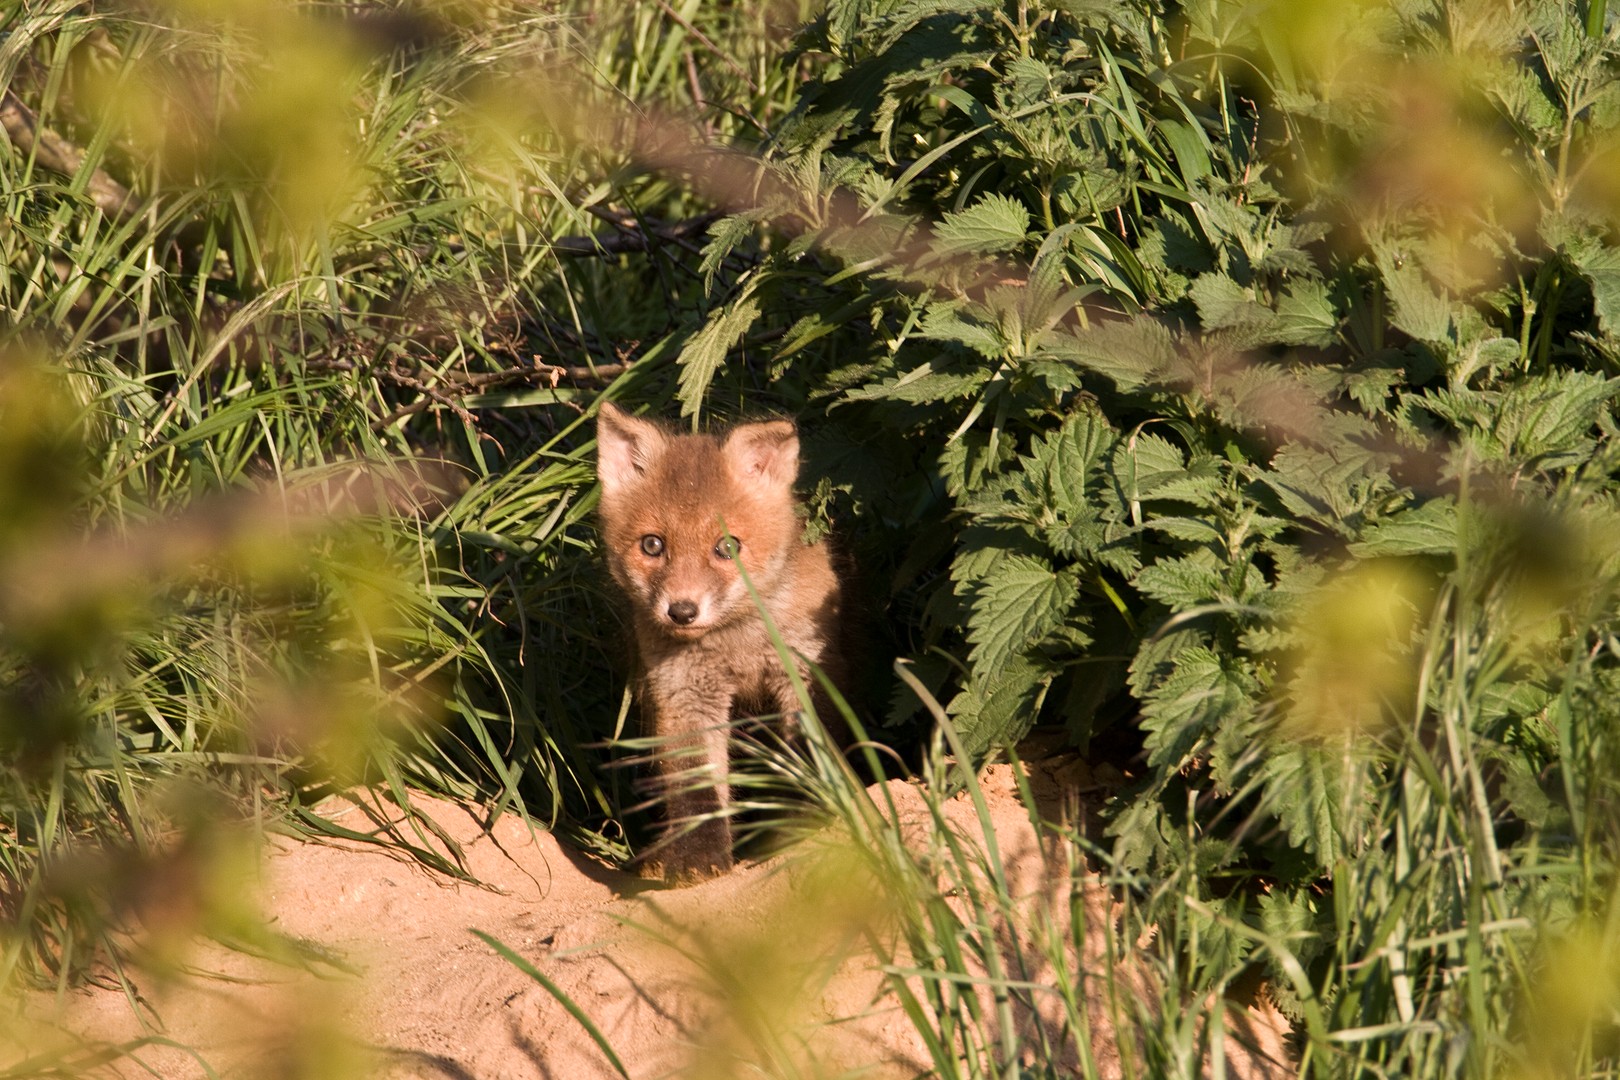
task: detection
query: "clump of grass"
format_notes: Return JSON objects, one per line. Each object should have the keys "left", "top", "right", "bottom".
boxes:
{"left": 493, "top": 682, "right": 1294, "bottom": 1079}
{"left": 0, "top": 0, "right": 814, "bottom": 995}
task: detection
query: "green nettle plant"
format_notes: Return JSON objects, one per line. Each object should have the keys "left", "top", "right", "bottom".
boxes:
{"left": 670, "top": 0, "right": 1620, "bottom": 1069}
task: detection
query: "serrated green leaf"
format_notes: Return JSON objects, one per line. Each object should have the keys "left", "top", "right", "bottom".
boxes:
{"left": 1035, "top": 405, "right": 1115, "bottom": 513}
{"left": 1005, "top": 55, "right": 1056, "bottom": 106}
{"left": 1146, "top": 515, "right": 1225, "bottom": 544}
{"left": 1380, "top": 261, "right": 1451, "bottom": 343}
{"left": 919, "top": 305, "right": 1007, "bottom": 357}
{"left": 1045, "top": 506, "right": 1106, "bottom": 558}
{"left": 946, "top": 655, "right": 1052, "bottom": 756}
{"left": 1495, "top": 371, "right": 1619, "bottom": 460}
{"left": 1256, "top": 890, "right": 1322, "bottom": 1021}
{"left": 1350, "top": 498, "right": 1458, "bottom": 556}
{"left": 1497, "top": 754, "right": 1559, "bottom": 831}
{"left": 699, "top": 215, "right": 759, "bottom": 292}
{"left": 1135, "top": 551, "right": 1224, "bottom": 608}
{"left": 933, "top": 193, "right": 1031, "bottom": 256}
{"left": 1572, "top": 245, "right": 1620, "bottom": 337}
{"left": 965, "top": 554, "right": 1079, "bottom": 674}
{"left": 1275, "top": 281, "right": 1339, "bottom": 347}
{"left": 676, "top": 294, "right": 762, "bottom": 419}
{"left": 1261, "top": 740, "right": 1373, "bottom": 863}
{"left": 1139, "top": 646, "right": 1252, "bottom": 768}
{"left": 843, "top": 362, "right": 990, "bottom": 404}
{"left": 1048, "top": 319, "right": 1181, "bottom": 391}
{"left": 1256, "top": 444, "right": 1384, "bottom": 532}
{"left": 1189, "top": 273, "right": 1269, "bottom": 330}
{"left": 1105, "top": 786, "right": 1179, "bottom": 872}
{"left": 951, "top": 523, "right": 1045, "bottom": 585}
{"left": 1451, "top": 336, "right": 1520, "bottom": 385}
{"left": 938, "top": 433, "right": 1018, "bottom": 497}
{"left": 1146, "top": 473, "right": 1224, "bottom": 508}
{"left": 1111, "top": 431, "right": 1187, "bottom": 513}
{"left": 1344, "top": 364, "right": 1407, "bottom": 414}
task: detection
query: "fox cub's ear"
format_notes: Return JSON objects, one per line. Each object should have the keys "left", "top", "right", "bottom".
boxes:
{"left": 724, "top": 419, "right": 799, "bottom": 492}
{"left": 597, "top": 402, "right": 666, "bottom": 495}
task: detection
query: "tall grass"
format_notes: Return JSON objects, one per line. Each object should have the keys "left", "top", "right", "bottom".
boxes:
{"left": 0, "top": 0, "right": 811, "bottom": 993}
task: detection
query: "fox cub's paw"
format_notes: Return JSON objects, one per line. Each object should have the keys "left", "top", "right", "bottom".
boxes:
{"left": 637, "top": 842, "right": 735, "bottom": 887}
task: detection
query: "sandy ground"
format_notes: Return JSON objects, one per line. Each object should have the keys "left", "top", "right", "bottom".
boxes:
{"left": 7, "top": 768, "right": 1294, "bottom": 1078}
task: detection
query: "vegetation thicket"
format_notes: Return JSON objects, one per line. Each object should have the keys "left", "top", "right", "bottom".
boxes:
{"left": 3, "top": 0, "right": 1620, "bottom": 1075}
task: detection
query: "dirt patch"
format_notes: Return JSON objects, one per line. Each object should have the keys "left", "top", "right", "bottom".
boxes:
{"left": 9, "top": 772, "right": 1292, "bottom": 1078}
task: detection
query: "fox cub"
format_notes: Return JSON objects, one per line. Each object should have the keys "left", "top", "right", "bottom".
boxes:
{"left": 595, "top": 402, "right": 847, "bottom": 883}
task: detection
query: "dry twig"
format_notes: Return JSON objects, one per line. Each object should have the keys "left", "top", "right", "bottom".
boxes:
{"left": 0, "top": 89, "right": 135, "bottom": 220}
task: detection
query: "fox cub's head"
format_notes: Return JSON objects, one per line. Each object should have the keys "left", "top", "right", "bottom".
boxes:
{"left": 596, "top": 403, "right": 804, "bottom": 639}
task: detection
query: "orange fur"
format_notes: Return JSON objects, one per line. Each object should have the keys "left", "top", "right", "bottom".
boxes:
{"left": 596, "top": 402, "right": 846, "bottom": 883}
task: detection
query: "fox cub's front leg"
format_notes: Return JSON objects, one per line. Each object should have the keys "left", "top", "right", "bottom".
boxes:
{"left": 639, "top": 682, "right": 734, "bottom": 883}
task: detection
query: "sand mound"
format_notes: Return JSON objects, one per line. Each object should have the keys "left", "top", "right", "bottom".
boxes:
{"left": 10, "top": 770, "right": 1292, "bottom": 1078}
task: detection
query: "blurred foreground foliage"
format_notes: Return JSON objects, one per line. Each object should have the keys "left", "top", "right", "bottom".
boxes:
{"left": 3, "top": 0, "right": 1620, "bottom": 1075}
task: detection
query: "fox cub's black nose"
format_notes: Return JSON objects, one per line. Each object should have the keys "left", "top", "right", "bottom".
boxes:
{"left": 667, "top": 600, "right": 699, "bottom": 625}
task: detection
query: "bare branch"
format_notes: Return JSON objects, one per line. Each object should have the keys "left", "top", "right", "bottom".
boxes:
{"left": 0, "top": 89, "right": 135, "bottom": 221}
{"left": 550, "top": 210, "right": 721, "bottom": 257}
{"left": 303, "top": 350, "right": 635, "bottom": 433}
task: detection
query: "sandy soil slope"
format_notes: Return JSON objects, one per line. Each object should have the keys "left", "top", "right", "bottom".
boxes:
{"left": 8, "top": 769, "right": 1293, "bottom": 1078}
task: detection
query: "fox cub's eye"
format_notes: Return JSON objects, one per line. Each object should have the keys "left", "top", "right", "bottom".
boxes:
{"left": 714, "top": 536, "right": 742, "bottom": 559}
{"left": 639, "top": 534, "right": 665, "bottom": 557}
